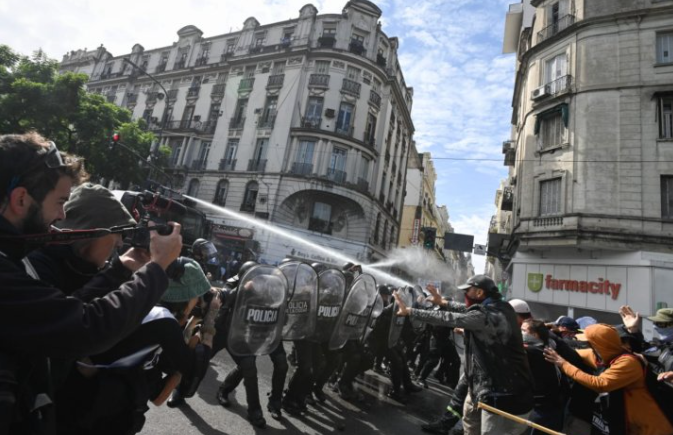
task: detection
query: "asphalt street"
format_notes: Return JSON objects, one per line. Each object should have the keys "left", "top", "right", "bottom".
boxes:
{"left": 139, "top": 343, "right": 454, "bottom": 435}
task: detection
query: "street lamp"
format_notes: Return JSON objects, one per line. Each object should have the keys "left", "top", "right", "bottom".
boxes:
{"left": 122, "top": 57, "right": 171, "bottom": 160}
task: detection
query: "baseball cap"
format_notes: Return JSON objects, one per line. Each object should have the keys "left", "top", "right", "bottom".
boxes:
{"left": 576, "top": 316, "right": 597, "bottom": 330}
{"left": 457, "top": 275, "right": 498, "bottom": 294}
{"left": 555, "top": 316, "right": 580, "bottom": 331}
{"left": 508, "top": 299, "right": 531, "bottom": 314}
{"left": 647, "top": 308, "right": 673, "bottom": 324}
{"left": 162, "top": 258, "right": 211, "bottom": 303}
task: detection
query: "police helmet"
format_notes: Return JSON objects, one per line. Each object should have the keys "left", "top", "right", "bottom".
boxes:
{"left": 192, "top": 238, "right": 218, "bottom": 261}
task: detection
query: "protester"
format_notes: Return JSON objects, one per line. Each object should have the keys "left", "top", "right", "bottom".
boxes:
{"left": 0, "top": 132, "right": 182, "bottom": 434}
{"left": 544, "top": 324, "right": 673, "bottom": 435}
{"left": 395, "top": 275, "right": 534, "bottom": 435}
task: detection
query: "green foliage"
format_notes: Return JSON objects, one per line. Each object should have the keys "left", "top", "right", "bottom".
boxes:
{"left": 0, "top": 45, "right": 156, "bottom": 187}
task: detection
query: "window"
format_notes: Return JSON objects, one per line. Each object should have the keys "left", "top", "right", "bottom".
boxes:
{"left": 208, "top": 102, "right": 221, "bottom": 124}
{"left": 196, "top": 141, "right": 211, "bottom": 167}
{"left": 659, "top": 96, "right": 673, "bottom": 139}
{"left": 315, "top": 60, "right": 330, "bottom": 74}
{"left": 142, "top": 108, "right": 153, "bottom": 125}
{"left": 306, "top": 97, "right": 323, "bottom": 122}
{"left": 169, "top": 139, "right": 182, "bottom": 167}
{"left": 336, "top": 103, "right": 354, "bottom": 135}
{"left": 658, "top": 32, "right": 673, "bottom": 64}
{"left": 226, "top": 40, "right": 236, "bottom": 53}
{"left": 214, "top": 180, "right": 228, "bottom": 206}
{"left": 261, "top": 96, "right": 277, "bottom": 127}
{"left": 244, "top": 66, "right": 256, "bottom": 78}
{"left": 373, "top": 213, "right": 381, "bottom": 244}
{"left": 381, "top": 221, "right": 388, "bottom": 247}
{"left": 241, "top": 181, "right": 259, "bottom": 212}
{"left": 233, "top": 99, "right": 248, "bottom": 127}
{"left": 359, "top": 157, "right": 370, "bottom": 181}
{"left": 329, "top": 147, "right": 347, "bottom": 172}
{"left": 346, "top": 66, "right": 361, "bottom": 81}
{"left": 225, "top": 139, "right": 238, "bottom": 161}
{"left": 364, "top": 113, "right": 377, "bottom": 144}
{"left": 661, "top": 176, "right": 673, "bottom": 219}
{"left": 187, "top": 179, "right": 200, "bottom": 197}
{"left": 272, "top": 61, "right": 285, "bottom": 75}
{"left": 181, "top": 105, "right": 195, "bottom": 128}
{"left": 254, "top": 32, "right": 266, "bottom": 46}
{"left": 322, "top": 25, "right": 337, "bottom": 36}
{"left": 544, "top": 53, "right": 567, "bottom": 93}
{"left": 535, "top": 105, "right": 568, "bottom": 150}
{"left": 296, "top": 140, "right": 315, "bottom": 164}
{"left": 540, "top": 178, "right": 562, "bottom": 216}
{"left": 251, "top": 139, "right": 268, "bottom": 171}
{"left": 373, "top": 78, "right": 381, "bottom": 92}
{"left": 310, "top": 202, "right": 332, "bottom": 234}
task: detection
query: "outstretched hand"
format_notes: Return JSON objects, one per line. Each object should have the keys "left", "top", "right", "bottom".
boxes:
{"left": 425, "top": 284, "right": 444, "bottom": 306}
{"left": 394, "top": 291, "right": 411, "bottom": 317}
{"left": 543, "top": 347, "right": 566, "bottom": 367}
{"left": 619, "top": 305, "right": 641, "bottom": 333}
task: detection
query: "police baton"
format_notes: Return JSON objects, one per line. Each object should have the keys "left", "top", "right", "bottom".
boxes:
{"left": 477, "top": 402, "right": 566, "bottom": 435}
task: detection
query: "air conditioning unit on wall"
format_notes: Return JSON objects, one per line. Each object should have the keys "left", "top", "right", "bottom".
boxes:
{"left": 531, "top": 85, "right": 548, "bottom": 100}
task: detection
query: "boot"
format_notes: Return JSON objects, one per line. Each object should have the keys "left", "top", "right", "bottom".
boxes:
{"left": 313, "top": 387, "right": 327, "bottom": 403}
{"left": 217, "top": 387, "right": 232, "bottom": 408}
{"left": 167, "top": 389, "right": 185, "bottom": 408}
{"left": 404, "top": 382, "right": 423, "bottom": 394}
{"left": 267, "top": 400, "right": 282, "bottom": 420}
{"left": 420, "top": 414, "right": 459, "bottom": 435}
{"left": 248, "top": 409, "right": 267, "bottom": 428}
{"left": 387, "top": 389, "right": 407, "bottom": 404}
{"left": 281, "top": 396, "right": 304, "bottom": 416}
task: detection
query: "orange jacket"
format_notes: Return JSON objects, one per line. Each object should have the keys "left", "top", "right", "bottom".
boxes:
{"left": 560, "top": 324, "right": 673, "bottom": 435}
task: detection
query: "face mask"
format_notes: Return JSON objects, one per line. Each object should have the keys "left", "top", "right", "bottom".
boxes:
{"left": 522, "top": 333, "right": 543, "bottom": 346}
{"left": 654, "top": 325, "right": 673, "bottom": 342}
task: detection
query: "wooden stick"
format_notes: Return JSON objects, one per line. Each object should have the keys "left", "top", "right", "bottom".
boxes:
{"left": 477, "top": 402, "right": 566, "bottom": 435}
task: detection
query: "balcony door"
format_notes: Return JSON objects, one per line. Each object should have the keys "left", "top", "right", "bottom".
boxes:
{"left": 336, "top": 103, "right": 354, "bottom": 135}
{"left": 306, "top": 97, "right": 323, "bottom": 123}
{"left": 181, "top": 105, "right": 195, "bottom": 129}
{"left": 545, "top": 53, "right": 567, "bottom": 94}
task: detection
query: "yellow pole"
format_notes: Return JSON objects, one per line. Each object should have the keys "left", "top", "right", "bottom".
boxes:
{"left": 477, "top": 402, "right": 567, "bottom": 435}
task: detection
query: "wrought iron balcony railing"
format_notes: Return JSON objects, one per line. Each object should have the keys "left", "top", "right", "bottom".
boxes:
{"left": 219, "top": 158, "right": 237, "bottom": 171}
{"left": 326, "top": 168, "right": 347, "bottom": 185}
{"left": 291, "top": 162, "right": 313, "bottom": 176}
{"left": 537, "top": 15, "right": 575, "bottom": 44}
{"left": 247, "top": 159, "right": 267, "bottom": 172}
{"left": 309, "top": 74, "right": 330, "bottom": 88}
{"left": 341, "top": 78, "right": 361, "bottom": 97}
{"left": 267, "top": 74, "right": 284, "bottom": 88}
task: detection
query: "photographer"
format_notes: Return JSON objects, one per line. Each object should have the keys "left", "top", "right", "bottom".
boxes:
{"left": 0, "top": 132, "right": 182, "bottom": 435}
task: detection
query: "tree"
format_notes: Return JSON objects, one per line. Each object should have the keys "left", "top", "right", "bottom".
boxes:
{"left": 0, "top": 45, "right": 156, "bottom": 187}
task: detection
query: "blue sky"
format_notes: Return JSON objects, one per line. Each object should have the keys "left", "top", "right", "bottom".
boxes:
{"left": 0, "top": 0, "right": 515, "bottom": 272}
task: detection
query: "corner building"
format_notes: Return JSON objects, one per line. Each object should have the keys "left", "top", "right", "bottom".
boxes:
{"left": 495, "top": 0, "right": 673, "bottom": 325}
{"left": 60, "top": 1, "right": 414, "bottom": 265}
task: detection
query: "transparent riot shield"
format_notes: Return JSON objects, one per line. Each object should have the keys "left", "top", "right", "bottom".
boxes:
{"left": 388, "top": 288, "right": 413, "bottom": 348}
{"left": 227, "top": 265, "right": 288, "bottom": 356}
{"left": 313, "top": 269, "right": 346, "bottom": 343}
{"left": 279, "top": 261, "right": 318, "bottom": 341}
{"left": 328, "top": 274, "right": 377, "bottom": 350}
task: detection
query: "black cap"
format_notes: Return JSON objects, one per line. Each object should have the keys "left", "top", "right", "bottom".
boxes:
{"left": 457, "top": 275, "right": 498, "bottom": 294}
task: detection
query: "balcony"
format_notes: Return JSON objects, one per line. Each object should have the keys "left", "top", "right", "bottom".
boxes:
{"left": 173, "top": 59, "right": 186, "bottom": 70}
{"left": 301, "top": 117, "right": 322, "bottom": 129}
{"left": 195, "top": 57, "right": 209, "bottom": 66}
{"left": 356, "top": 177, "right": 369, "bottom": 193}
{"left": 318, "top": 35, "right": 336, "bottom": 48}
{"left": 220, "top": 53, "right": 231, "bottom": 62}
{"left": 280, "top": 37, "right": 292, "bottom": 48}
{"left": 291, "top": 162, "right": 313, "bottom": 176}
{"left": 190, "top": 159, "right": 207, "bottom": 170}
{"left": 308, "top": 217, "right": 332, "bottom": 235}
{"left": 229, "top": 117, "right": 246, "bottom": 130}
{"left": 537, "top": 15, "right": 575, "bottom": 44}
{"left": 211, "top": 83, "right": 225, "bottom": 96}
{"left": 164, "top": 120, "right": 210, "bottom": 132}
{"left": 326, "top": 168, "right": 347, "bottom": 185}
{"left": 155, "top": 63, "right": 167, "bottom": 73}
{"left": 533, "top": 216, "right": 563, "bottom": 227}
{"left": 247, "top": 159, "right": 267, "bottom": 172}
{"left": 202, "top": 121, "right": 217, "bottom": 135}
{"left": 258, "top": 111, "right": 277, "bottom": 129}
{"left": 240, "top": 201, "right": 256, "bottom": 213}
{"left": 376, "top": 54, "right": 387, "bottom": 67}
{"left": 267, "top": 74, "right": 284, "bottom": 89}
{"left": 349, "top": 40, "right": 366, "bottom": 56}
{"left": 126, "top": 93, "right": 138, "bottom": 105}
{"left": 369, "top": 90, "right": 381, "bottom": 108}
{"left": 238, "top": 77, "right": 255, "bottom": 92}
{"left": 219, "top": 158, "right": 237, "bottom": 171}
{"left": 186, "top": 87, "right": 200, "bottom": 99}
{"left": 335, "top": 125, "right": 354, "bottom": 137}
{"left": 167, "top": 89, "right": 178, "bottom": 101}
{"left": 341, "top": 78, "right": 361, "bottom": 97}
{"left": 309, "top": 74, "right": 330, "bottom": 88}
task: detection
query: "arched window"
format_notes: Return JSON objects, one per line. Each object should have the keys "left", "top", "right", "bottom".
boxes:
{"left": 390, "top": 225, "right": 396, "bottom": 248}
{"left": 241, "top": 181, "right": 259, "bottom": 212}
{"left": 187, "top": 178, "right": 200, "bottom": 197}
{"left": 213, "top": 179, "right": 228, "bottom": 206}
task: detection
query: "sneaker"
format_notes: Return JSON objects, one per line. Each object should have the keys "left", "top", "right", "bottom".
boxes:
{"left": 217, "top": 388, "right": 232, "bottom": 408}
{"left": 313, "top": 387, "right": 327, "bottom": 403}
{"left": 420, "top": 415, "right": 459, "bottom": 435}
{"left": 248, "top": 409, "right": 267, "bottom": 428}
{"left": 167, "top": 389, "right": 185, "bottom": 408}
{"left": 267, "top": 401, "right": 282, "bottom": 420}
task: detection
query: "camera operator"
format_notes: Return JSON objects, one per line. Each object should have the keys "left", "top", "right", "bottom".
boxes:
{"left": 0, "top": 132, "right": 182, "bottom": 435}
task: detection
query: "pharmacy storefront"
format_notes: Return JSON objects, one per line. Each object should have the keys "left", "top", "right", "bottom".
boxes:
{"left": 508, "top": 250, "right": 673, "bottom": 328}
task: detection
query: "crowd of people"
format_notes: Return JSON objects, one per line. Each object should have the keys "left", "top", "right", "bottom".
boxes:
{"left": 1, "top": 131, "right": 672, "bottom": 435}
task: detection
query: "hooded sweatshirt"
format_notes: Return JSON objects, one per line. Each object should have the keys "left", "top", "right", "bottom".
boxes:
{"left": 560, "top": 324, "right": 673, "bottom": 435}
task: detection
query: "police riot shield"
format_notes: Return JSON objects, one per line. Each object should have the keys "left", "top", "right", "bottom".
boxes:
{"left": 362, "top": 293, "right": 385, "bottom": 343}
{"left": 409, "top": 285, "right": 429, "bottom": 331}
{"left": 313, "top": 269, "right": 346, "bottom": 343}
{"left": 328, "top": 274, "right": 378, "bottom": 350}
{"left": 227, "top": 265, "right": 289, "bottom": 356}
{"left": 279, "top": 261, "right": 318, "bottom": 341}
{"left": 388, "top": 288, "right": 413, "bottom": 349}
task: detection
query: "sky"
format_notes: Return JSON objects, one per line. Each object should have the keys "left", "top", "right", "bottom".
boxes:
{"left": 0, "top": 0, "right": 516, "bottom": 274}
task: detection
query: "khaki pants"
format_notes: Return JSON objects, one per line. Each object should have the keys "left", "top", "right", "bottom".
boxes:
{"left": 463, "top": 392, "right": 531, "bottom": 435}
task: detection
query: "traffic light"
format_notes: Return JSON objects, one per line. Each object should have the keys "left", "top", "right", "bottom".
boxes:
{"left": 422, "top": 227, "right": 437, "bottom": 249}
{"left": 109, "top": 132, "right": 121, "bottom": 150}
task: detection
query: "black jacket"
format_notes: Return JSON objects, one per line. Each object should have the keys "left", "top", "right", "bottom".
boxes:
{"left": 0, "top": 215, "right": 168, "bottom": 434}
{"left": 410, "top": 296, "right": 534, "bottom": 414}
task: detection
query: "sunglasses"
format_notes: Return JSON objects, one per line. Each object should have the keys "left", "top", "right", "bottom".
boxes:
{"left": 6, "top": 142, "right": 68, "bottom": 195}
